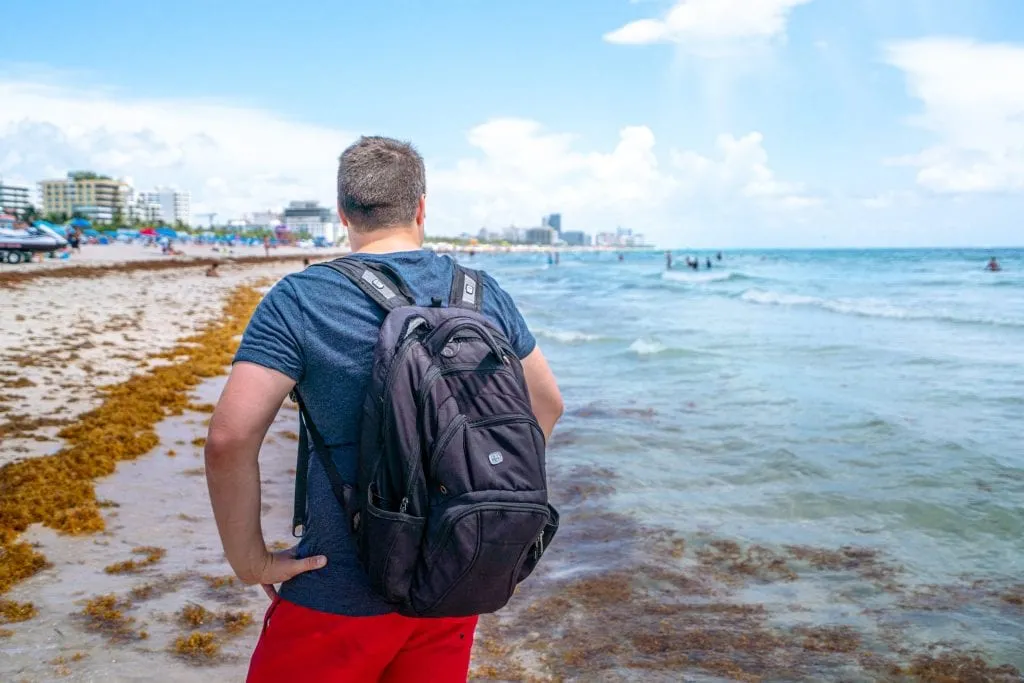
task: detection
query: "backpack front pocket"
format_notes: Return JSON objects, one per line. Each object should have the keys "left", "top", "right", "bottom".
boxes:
{"left": 410, "top": 502, "right": 550, "bottom": 617}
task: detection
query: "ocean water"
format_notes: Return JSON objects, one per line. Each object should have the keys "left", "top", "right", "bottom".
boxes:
{"left": 467, "top": 248, "right": 1024, "bottom": 676}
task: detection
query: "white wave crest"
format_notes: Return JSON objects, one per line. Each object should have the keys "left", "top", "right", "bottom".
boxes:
{"left": 662, "top": 270, "right": 736, "bottom": 284}
{"left": 739, "top": 288, "right": 1023, "bottom": 327}
{"left": 536, "top": 329, "right": 604, "bottom": 344}
{"left": 628, "top": 339, "right": 668, "bottom": 356}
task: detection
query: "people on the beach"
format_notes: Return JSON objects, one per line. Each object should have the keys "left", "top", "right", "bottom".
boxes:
{"left": 302, "top": 258, "right": 310, "bottom": 268}
{"left": 67, "top": 228, "right": 81, "bottom": 254}
{"left": 263, "top": 235, "right": 270, "bottom": 257}
{"left": 986, "top": 257, "right": 1001, "bottom": 272}
{"left": 205, "top": 135, "right": 564, "bottom": 682}
{"left": 205, "top": 263, "right": 220, "bottom": 277}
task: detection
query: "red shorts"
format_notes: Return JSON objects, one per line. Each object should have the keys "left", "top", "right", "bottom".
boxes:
{"left": 246, "top": 598, "right": 478, "bottom": 683}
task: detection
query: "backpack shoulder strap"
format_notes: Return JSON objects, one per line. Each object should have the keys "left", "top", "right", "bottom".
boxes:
{"left": 449, "top": 263, "right": 483, "bottom": 312}
{"left": 291, "top": 388, "right": 355, "bottom": 537}
{"left": 313, "top": 257, "right": 415, "bottom": 312}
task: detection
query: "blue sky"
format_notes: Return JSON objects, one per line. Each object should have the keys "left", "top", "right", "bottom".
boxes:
{"left": 3, "top": 0, "right": 1024, "bottom": 247}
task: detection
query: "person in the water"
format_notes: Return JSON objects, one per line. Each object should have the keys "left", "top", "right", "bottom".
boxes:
{"left": 986, "top": 257, "right": 1001, "bottom": 272}
{"left": 705, "top": 258, "right": 712, "bottom": 269}
{"left": 665, "top": 251, "right": 673, "bottom": 270}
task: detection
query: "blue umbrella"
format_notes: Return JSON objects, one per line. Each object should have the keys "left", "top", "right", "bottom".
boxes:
{"left": 69, "top": 217, "right": 91, "bottom": 228}
{"left": 83, "top": 228, "right": 100, "bottom": 237}
{"left": 155, "top": 226, "right": 178, "bottom": 238}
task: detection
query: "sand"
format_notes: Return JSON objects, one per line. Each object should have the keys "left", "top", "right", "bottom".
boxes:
{"left": 0, "top": 259, "right": 303, "bottom": 468}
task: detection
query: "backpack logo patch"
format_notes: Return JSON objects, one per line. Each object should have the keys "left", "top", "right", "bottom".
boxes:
{"left": 487, "top": 451, "right": 504, "bottom": 466}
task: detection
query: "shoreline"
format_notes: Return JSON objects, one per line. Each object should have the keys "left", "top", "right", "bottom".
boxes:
{"left": 0, "top": 242, "right": 652, "bottom": 287}
{"left": 1, "top": 256, "right": 1021, "bottom": 681}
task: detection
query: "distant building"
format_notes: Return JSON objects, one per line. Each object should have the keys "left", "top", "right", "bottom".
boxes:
{"left": 245, "top": 211, "right": 283, "bottom": 229}
{"left": 39, "top": 172, "right": 131, "bottom": 224}
{"left": 542, "top": 213, "right": 562, "bottom": 236}
{"left": 283, "top": 201, "right": 343, "bottom": 242}
{"left": 500, "top": 226, "right": 526, "bottom": 243}
{"left": 560, "top": 230, "right": 591, "bottom": 247}
{"left": 524, "top": 227, "right": 556, "bottom": 245}
{"left": 0, "top": 181, "right": 30, "bottom": 215}
{"left": 138, "top": 187, "right": 191, "bottom": 226}
{"left": 128, "top": 195, "right": 162, "bottom": 223}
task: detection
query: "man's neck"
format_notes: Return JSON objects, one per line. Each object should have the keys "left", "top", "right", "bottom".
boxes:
{"left": 349, "top": 226, "right": 423, "bottom": 255}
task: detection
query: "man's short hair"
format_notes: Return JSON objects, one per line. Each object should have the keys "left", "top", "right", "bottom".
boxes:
{"left": 337, "top": 136, "right": 426, "bottom": 231}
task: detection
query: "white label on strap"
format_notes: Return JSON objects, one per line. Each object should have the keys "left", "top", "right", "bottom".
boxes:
{"left": 463, "top": 275, "right": 477, "bottom": 306}
{"left": 361, "top": 270, "right": 396, "bottom": 300}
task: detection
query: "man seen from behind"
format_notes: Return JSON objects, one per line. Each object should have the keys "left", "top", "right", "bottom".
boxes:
{"left": 205, "top": 136, "right": 564, "bottom": 682}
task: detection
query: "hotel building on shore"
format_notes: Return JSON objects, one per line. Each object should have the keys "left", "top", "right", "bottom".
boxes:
{"left": 39, "top": 172, "right": 131, "bottom": 224}
{"left": 0, "top": 180, "right": 31, "bottom": 216}
{"left": 283, "top": 201, "right": 344, "bottom": 242}
{"left": 138, "top": 187, "right": 191, "bottom": 226}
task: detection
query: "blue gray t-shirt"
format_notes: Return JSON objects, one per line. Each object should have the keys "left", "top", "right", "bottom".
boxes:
{"left": 233, "top": 250, "right": 536, "bottom": 616}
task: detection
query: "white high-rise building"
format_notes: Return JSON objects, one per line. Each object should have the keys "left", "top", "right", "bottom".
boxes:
{"left": 138, "top": 187, "right": 191, "bottom": 226}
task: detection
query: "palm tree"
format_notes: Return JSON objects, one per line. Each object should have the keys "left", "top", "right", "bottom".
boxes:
{"left": 19, "top": 204, "right": 39, "bottom": 223}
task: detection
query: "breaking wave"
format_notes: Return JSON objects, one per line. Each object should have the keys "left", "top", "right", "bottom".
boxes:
{"left": 739, "top": 288, "right": 1023, "bottom": 328}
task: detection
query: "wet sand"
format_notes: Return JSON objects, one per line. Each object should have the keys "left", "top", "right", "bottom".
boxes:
{"left": 1, "top": 259, "right": 1021, "bottom": 682}
{"left": 0, "top": 376, "right": 297, "bottom": 681}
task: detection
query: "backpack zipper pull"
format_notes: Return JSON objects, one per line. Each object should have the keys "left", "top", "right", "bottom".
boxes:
{"left": 534, "top": 531, "right": 544, "bottom": 560}
{"left": 399, "top": 497, "right": 409, "bottom": 514}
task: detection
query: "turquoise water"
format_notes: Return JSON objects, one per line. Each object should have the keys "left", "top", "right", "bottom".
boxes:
{"left": 473, "top": 248, "right": 1023, "bottom": 670}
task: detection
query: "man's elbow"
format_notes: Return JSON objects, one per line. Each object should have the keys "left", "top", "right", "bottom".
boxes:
{"left": 204, "top": 424, "right": 245, "bottom": 468}
{"left": 552, "top": 392, "right": 565, "bottom": 421}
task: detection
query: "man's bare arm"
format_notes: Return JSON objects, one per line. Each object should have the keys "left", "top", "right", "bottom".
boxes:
{"left": 205, "top": 361, "right": 325, "bottom": 594}
{"left": 520, "top": 346, "right": 564, "bottom": 441}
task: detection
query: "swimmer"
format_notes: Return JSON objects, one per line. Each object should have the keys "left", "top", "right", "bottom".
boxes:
{"left": 986, "top": 257, "right": 1001, "bottom": 272}
{"left": 665, "top": 251, "right": 673, "bottom": 270}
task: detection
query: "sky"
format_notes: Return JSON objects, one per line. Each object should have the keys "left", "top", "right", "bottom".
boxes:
{"left": 2, "top": 0, "right": 1024, "bottom": 248}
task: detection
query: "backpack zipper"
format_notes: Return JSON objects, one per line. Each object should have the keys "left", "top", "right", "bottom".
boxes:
{"left": 427, "top": 414, "right": 541, "bottom": 476}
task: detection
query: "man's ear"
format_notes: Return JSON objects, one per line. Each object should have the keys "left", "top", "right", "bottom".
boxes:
{"left": 416, "top": 195, "right": 426, "bottom": 227}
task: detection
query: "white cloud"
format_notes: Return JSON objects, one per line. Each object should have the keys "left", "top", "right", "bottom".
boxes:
{"left": 0, "top": 79, "right": 355, "bottom": 218}
{"left": 429, "top": 120, "right": 817, "bottom": 240}
{"left": 0, "top": 74, "right": 814, "bottom": 245}
{"left": 886, "top": 37, "right": 1024, "bottom": 193}
{"left": 604, "top": 0, "right": 813, "bottom": 55}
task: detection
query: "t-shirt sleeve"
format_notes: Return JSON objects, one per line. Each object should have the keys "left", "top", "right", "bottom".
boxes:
{"left": 481, "top": 272, "right": 536, "bottom": 359}
{"left": 233, "top": 278, "right": 305, "bottom": 382}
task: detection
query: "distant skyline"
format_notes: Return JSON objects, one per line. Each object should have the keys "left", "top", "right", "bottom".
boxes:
{"left": 3, "top": 0, "right": 1024, "bottom": 247}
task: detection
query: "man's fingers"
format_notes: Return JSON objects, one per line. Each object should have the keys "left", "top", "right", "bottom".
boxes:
{"left": 273, "top": 554, "right": 327, "bottom": 582}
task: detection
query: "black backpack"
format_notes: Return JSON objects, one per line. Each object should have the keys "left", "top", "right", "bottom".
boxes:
{"left": 290, "top": 256, "right": 559, "bottom": 617}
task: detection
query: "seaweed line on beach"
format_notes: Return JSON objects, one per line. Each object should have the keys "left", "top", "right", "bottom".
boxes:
{"left": 0, "top": 282, "right": 267, "bottom": 598}
{"left": 0, "top": 253, "right": 328, "bottom": 288}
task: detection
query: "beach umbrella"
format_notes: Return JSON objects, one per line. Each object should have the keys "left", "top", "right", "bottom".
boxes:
{"left": 155, "top": 226, "right": 178, "bottom": 238}
{"left": 139, "top": 227, "right": 157, "bottom": 236}
{"left": 83, "top": 228, "right": 100, "bottom": 237}
{"left": 69, "top": 217, "right": 92, "bottom": 228}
